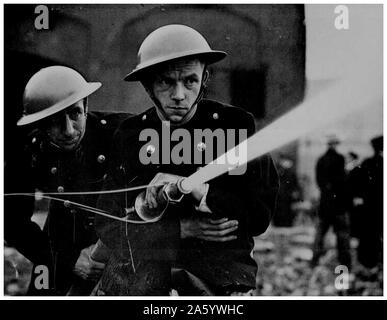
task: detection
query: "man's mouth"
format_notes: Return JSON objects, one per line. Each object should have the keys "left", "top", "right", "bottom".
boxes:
{"left": 167, "top": 106, "right": 188, "bottom": 112}
{"left": 169, "top": 106, "right": 186, "bottom": 109}
{"left": 61, "top": 138, "right": 79, "bottom": 145}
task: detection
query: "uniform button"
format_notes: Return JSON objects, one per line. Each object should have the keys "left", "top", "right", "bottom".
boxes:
{"left": 70, "top": 209, "right": 77, "bottom": 214}
{"left": 142, "top": 114, "right": 147, "bottom": 121}
{"left": 50, "top": 167, "right": 57, "bottom": 174}
{"left": 213, "top": 113, "right": 219, "bottom": 120}
{"left": 197, "top": 142, "right": 206, "bottom": 152}
{"left": 100, "top": 119, "right": 107, "bottom": 125}
{"left": 63, "top": 200, "right": 71, "bottom": 208}
{"left": 97, "top": 154, "right": 106, "bottom": 163}
{"left": 32, "top": 137, "right": 37, "bottom": 144}
{"left": 146, "top": 145, "right": 156, "bottom": 155}
{"left": 57, "top": 186, "right": 64, "bottom": 193}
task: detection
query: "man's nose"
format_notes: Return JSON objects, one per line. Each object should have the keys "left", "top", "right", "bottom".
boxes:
{"left": 63, "top": 115, "right": 76, "bottom": 136}
{"left": 171, "top": 82, "right": 185, "bottom": 101}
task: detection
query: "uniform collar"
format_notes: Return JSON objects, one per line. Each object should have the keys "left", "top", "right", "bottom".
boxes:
{"left": 155, "top": 103, "right": 198, "bottom": 128}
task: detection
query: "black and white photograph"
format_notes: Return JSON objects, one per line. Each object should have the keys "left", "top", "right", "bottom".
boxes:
{"left": 2, "top": 2, "right": 383, "bottom": 300}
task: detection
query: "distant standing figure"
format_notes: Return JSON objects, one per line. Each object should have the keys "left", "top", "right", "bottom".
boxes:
{"left": 356, "top": 136, "right": 383, "bottom": 268}
{"left": 311, "top": 134, "right": 351, "bottom": 269}
{"left": 345, "top": 151, "right": 363, "bottom": 238}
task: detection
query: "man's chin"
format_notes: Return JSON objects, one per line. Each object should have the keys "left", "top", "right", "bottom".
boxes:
{"left": 168, "top": 116, "right": 184, "bottom": 123}
{"left": 57, "top": 140, "right": 80, "bottom": 151}
{"left": 167, "top": 112, "right": 189, "bottom": 123}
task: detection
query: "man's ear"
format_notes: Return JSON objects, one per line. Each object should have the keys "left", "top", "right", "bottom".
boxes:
{"left": 83, "top": 97, "right": 89, "bottom": 115}
{"left": 142, "top": 81, "right": 155, "bottom": 99}
{"left": 202, "top": 69, "right": 210, "bottom": 87}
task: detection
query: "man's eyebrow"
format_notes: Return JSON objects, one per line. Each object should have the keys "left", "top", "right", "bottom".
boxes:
{"left": 160, "top": 74, "right": 174, "bottom": 80}
{"left": 158, "top": 70, "right": 200, "bottom": 80}
{"left": 184, "top": 73, "right": 199, "bottom": 78}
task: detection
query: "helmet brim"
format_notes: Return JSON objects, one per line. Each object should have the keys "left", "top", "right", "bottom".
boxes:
{"left": 124, "top": 50, "right": 227, "bottom": 82}
{"left": 17, "top": 82, "right": 101, "bottom": 126}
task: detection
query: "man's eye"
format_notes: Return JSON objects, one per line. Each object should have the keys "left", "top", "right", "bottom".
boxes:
{"left": 68, "top": 109, "right": 83, "bottom": 120}
{"left": 184, "top": 78, "right": 198, "bottom": 87}
{"left": 159, "top": 78, "right": 171, "bottom": 86}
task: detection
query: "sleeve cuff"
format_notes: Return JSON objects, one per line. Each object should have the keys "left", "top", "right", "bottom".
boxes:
{"left": 194, "top": 183, "right": 212, "bottom": 213}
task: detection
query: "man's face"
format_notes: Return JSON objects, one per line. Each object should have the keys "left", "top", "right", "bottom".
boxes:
{"left": 148, "top": 59, "right": 205, "bottom": 123}
{"left": 44, "top": 100, "right": 87, "bottom": 151}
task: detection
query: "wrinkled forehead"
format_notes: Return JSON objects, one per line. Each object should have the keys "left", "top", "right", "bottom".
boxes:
{"left": 40, "top": 99, "right": 86, "bottom": 126}
{"left": 154, "top": 58, "right": 204, "bottom": 76}
{"left": 57, "top": 99, "right": 86, "bottom": 116}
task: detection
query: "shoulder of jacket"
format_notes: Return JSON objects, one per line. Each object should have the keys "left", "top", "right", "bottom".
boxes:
{"left": 200, "top": 99, "right": 254, "bottom": 123}
{"left": 87, "top": 111, "right": 133, "bottom": 131}
{"left": 26, "top": 129, "right": 44, "bottom": 154}
{"left": 118, "top": 107, "right": 156, "bottom": 132}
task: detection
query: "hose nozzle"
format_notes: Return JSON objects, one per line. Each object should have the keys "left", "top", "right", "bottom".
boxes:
{"left": 134, "top": 178, "right": 192, "bottom": 222}
{"left": 163, "top": 178, "right": 192, "bottom": 202}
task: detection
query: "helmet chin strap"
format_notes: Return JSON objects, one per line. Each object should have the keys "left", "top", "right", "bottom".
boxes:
{"left": 48, "top": 140, "right": 63, "bottom": 150}
{"left": 149, "top": 66, "right": 208, "bottom": 127}
{"left": 47, "top": 136, "right": 83, "bottom": 153}
{"left": 47, "top": 137, "right": 80, "bottom": 152}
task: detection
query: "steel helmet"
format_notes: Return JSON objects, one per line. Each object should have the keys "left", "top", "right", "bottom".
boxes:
{"left": 18, "top": 66, "right": 101, "bottom": 126}
{"left": 124, "top": 24, "right": 227, "bottom": 82}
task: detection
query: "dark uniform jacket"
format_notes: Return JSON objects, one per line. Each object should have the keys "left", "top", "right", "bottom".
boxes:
{"left": 356, "top": 153, "right": 383, "bottom": 268}
{"left": 359, "top": 154, "right": 383, "bottom": 233}
{"left": 96, "top": 99, "right": 279, "bottom": 295}
{"left": 316, "top": 148, "right": 346, "bottom": 216}
{"left": 4, "top": 111, "right": 129, "bottom": 295}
